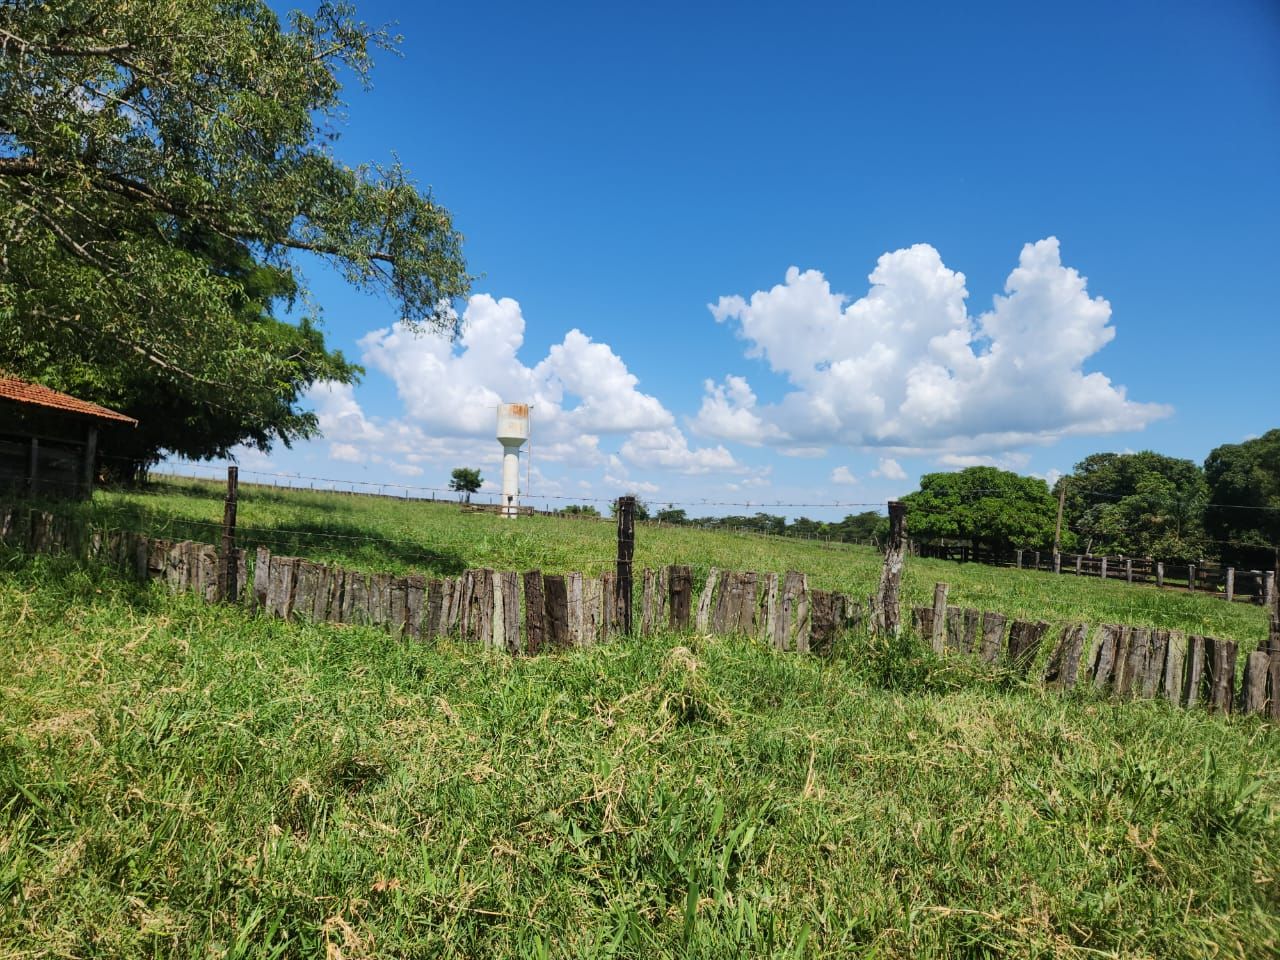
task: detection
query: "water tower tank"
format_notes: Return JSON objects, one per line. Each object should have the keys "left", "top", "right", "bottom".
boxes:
{"left": 497, "top": 403, "right": 530, "bottom": 445}
{"left": 496, "top": 403, "right": 529, "bottom": 518}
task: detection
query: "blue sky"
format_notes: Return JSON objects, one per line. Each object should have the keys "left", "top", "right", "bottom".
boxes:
{"left": 199, "top": 0, "right": 1280, "bottom": 517}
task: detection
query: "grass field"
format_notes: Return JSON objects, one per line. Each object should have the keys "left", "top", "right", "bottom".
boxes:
{"left": 2, "top": 481, "right": 1278, "bottom": 957}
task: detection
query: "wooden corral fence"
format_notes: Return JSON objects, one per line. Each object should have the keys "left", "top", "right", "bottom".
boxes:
{"left": 918, "top": 542, "right": 1278, "bottom": 606}
{"left": 2, "top": 504, "right": 1278, "bottom": 720}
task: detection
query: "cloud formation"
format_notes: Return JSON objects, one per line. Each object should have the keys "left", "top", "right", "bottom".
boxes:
{"left": 317, "top": 294, "right": 738, "bottom": 481}
{"left": 696, "top": 238, "right": 1169, "bottom": 454}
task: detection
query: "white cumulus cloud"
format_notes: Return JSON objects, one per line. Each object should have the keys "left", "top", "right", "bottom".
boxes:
{"left": 873, "top": 457, "right": 907, "bottom": 480}
{"left": 697, "top": 238, "right": 1169, "bottom": 454}
{"left": 314, "top": 294, "right": 737, "bottom": 483}
{"left": 830, "top": 466, "right": 858, "bottom": 485}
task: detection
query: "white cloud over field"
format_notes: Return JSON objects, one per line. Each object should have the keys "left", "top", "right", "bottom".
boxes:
{"left": 695, "top": 237, "right": 1169, "bottom": 454}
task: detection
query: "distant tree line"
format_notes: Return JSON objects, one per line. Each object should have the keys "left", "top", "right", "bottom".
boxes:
{"left": 903, "top": 430, "right": 1280, "bottom": 568}
{"left": 546, "top": 431, "right": 1279, "bottom": 569}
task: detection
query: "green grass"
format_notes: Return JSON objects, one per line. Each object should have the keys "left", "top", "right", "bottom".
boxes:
{"left": 60, "top": 478, "right": 1273, "bottom": 648}
{"left": 1, "top": 553, "right": 1278, "bottom": 958}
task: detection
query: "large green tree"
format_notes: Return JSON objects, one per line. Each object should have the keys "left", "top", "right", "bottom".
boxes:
{"left": 1203, "top": 430, "right": 1280, "bottom": 569}
{"left": 0, "top": 0, "right": 468, "bottom": 468}
{"left": 1057, "top": 452, "right": 1208, "bottom": 559}
{"left": 901, "top": 466, "right": 1059, "bottom": 555}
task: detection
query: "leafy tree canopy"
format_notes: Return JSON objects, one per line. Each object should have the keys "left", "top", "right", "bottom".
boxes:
{"left": 449, "top": 468, "right": 482, "bottom": 499}
{"left": 1057, "top": 452, "right": 1207, "bottom": 559}
{"left": 1203, "top": 430, "right": 1280, "bottom": 568}
{"left": 0, "top": 0, "right": 468, "bottom": 466}
{"left": 902, "top": 466, "right": 1059, "bottom": 553}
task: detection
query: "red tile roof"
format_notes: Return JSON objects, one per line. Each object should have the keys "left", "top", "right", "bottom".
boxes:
{"left": 0, "top": 376, "right": 137, "bottom": 425}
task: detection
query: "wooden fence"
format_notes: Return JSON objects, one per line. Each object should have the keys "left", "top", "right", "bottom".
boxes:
{"left": 918, "top": 542, "right": 1278, "bottom": 605}
{"left": 2, "top": 504, "right": 1278, "bottom": 719}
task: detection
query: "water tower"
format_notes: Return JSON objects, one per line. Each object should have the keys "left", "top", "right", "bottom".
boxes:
{"left": 496, "top": 402, "right": 529, "bottom": 518}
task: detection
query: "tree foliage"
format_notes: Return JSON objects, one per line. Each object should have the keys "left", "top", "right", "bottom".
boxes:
{"left": 1203, "top": 430, "right": 1280, "bottom": 568}
{"left": 1058, "top": 452, "right": 1208, "bottom": 559}
{"left": 0, "top": 0, "right": 468, "bottom": 466}
{"left": 449, "top": 468, "right": 482, "bottom": 502}
{"left": 902, "top": 467, "right": 1059, "bottom": 553}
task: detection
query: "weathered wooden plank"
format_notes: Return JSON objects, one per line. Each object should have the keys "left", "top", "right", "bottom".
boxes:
{"left": 655, "top": 566, "right": 669, "bottom": 632}
{"left": 309, "top": 563, "right": 334, "bottom": 622}
{"left": 733, "top": 572, "right": 758, "bottom": 634}
{"left": 1090, "top": 624, "right": 1121, "bottom": 690}
{"left": 489, "top": 570, "right": 504, "bottom": 650}
{"left": 759, "top": 572, "right": 779, "bottom": 643}
{"left": 369, "top": 572, "right": 392, "bottom": 627}
{"left": 911, "top": 606, "right": 933, "bottom": 638}
{"left": 961, "top": 608, "right": 980, "bottom": 654}
{"left": 1268, "top": 652, "right": 1280, "bottom": 720}
{"left": 543, "top": 574, "right": 571, "bottom": 649}
{"left": 234, "top": 549, "right": 248, "bottom": 608}
{"left": 944, "top": 605, "right": 964, "bottom": 654}
{"left": 640, "top": 568, "right": 658, "bottom": 634}
{"left": 1118, "top": 627, "right": 1151, "bottom": 699}
{"left": 447, "top": 577, "right": 464, "bottom": 635}
{"left": 389, "top": 576, "right": 409, "bottom": 638}
{"left": 1006, "top": 619, "right": 1048, "bottom": 674}
{"left": 325, "top": 567, "right": 345, "bottom": 623}
{"left": 793, "top": 573, "right": 811, "bottom": 654}
{"left": 600, "top": 571, "right": 618, "bottom": 634}
{"left": 1043, "top": 623, "right": 1088, "bottom": 689}
{"left": 1142, "top": 629, "right": 1168, "bottom": 699}
{"left": 930, "top": 583, "right": 949, "bottom": 654}
{"left": 1242, "top": 651, "right": 1269, "bottom": 714}
{"left": 457, "top": 571, "right": 477, "bottom": 639}
{"left": 580, "top": 575, "right": 601, "bottom": 646}
{"left": 198, "top": 544, "right": 220, "bottom": 603}
{"left": 1204, "top": 637, "right": 1237, "bottom": 713}
{"left": 473, "top": 570, "right": 494, "bottom": 645}
{"left": 523, "top": 571, "right": 545, "bottom": 654}
{"left": 405, "top": 575, "right": 425, "bottom": 638}
{"left": 696, "top": 568, "right": 720, "bottom": 633}
{"left": 353, "top": 571, "right": 375, "bottom": 626}
{"left": 777, "top": 570, "right": 805, "bottom": 652}
{"left": 291, "top": 560, "right": 318, "bottom": 621}
{"left": 669, "top": 565, "right": 693, "bottom": 631}
{"left": 499, "top": 571, "right": 520, "bottom": 653}
{"left": 1162, "top": 630, "right": 1187, "bottom": 704}
{"left": 980, "top": 611, "right": 1006, "bottom": 664}
{"left": 567, "top": 571, "right": 584, "bottom": 647}
{"left": 424, "top": 583, "right": 445, "bottom": 642}
{"left": 809, "top": 590, "right": 841, "bottom": 655}
{"left": 1183, "top": 635, "right": 1206, "bottom": 707}
{"left": 251, "top": 547, "right": 271, "bottom": 612}
{"left": 266, "top": 555, "right": 297, "bottom": 620}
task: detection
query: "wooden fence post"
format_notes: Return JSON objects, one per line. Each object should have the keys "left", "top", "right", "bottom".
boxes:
{"left": 930, "top": 582, "right": 948, "bottom": 654}
{"left": 1100, "top": 557, "right": 1107, "bottom": 580}
{"left": 1156, "top": 561, "right": 1164, "bottom": 588}
{"left": 1015, "top": 549, "right": 1023, "bottom": 569}
{"left": 219, "top": 465, "right": 239, "bottom": 602}
{"left": 523, "top": 571, "right": 545, "bottom": 654}
{"left": 668, "top": 565, "right": 692, "bottom": 630}
{"left": 874, "top": 501, "right": 906, "bottom": 636}
{"left": 1075, "top": 554, "right": 1082, "bottom": 575}
{"left": 615, "top": 496, "right": 635, "bottom": 635}
{"left": 1265, "top": 570, "right": 1275, "bottom": 610}
{"left": 1188, "top": 563, "right": 1196, "bottom": 592}
{"left": 1225, "top": 567, "right": 1234, "bottom": 603}
{"left": 1125, "top": 559, "right": 1132, "bottom": 584}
